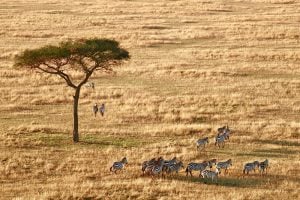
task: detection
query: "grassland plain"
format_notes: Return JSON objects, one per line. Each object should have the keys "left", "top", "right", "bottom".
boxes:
{"left": 0, "top": 0, "right": 300, "bottom": 199}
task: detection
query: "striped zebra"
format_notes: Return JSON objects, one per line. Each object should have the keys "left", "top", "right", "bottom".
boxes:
{"left": 141, "top": 158, "right": 156, "bottom": 175}
{"left": 165, "top": 161, "right": 184, "bottom": 175}
{"left": 186, "top": 161, "right": 209, "bottom": 177}
{"left": 259, "top": 159, "right": 269, "bottom": 174}
{"left": 216, "top": 159, "right": 232, "bottom": 174}
{"left": 200, "top": 168, "right": 219, "bottom": 181}
{"left": 148, "top": 158, "right": 165, "bottom": 178}
{"left": 93, "top": 103, "right": 98, "bottom": 117}
{"left": 215, "top": 134, "right": 226, "bottom": 148}
{"left": 144, "top": 157, "right": 164, "bottom": 176}
{"left": 196, "top": 137, "right": 209, "bottom": 151}
{"left": 162, "top": 157, "right": 178, "bottom": 174}
{"left": 110, "top": 157, "right": 128, "bottom": 173}
{"left": 243, "top": 161, "right": 259, "bottom": 175}
{"left": 217, "top": 125, "right": 231, "bottom": 140}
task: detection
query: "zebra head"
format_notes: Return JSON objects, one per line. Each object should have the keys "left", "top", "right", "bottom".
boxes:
{"left": 228, "top": 159, "right": 232, "bottom": 166}
{"left": 121, "top": 157, "right": 128, "bottom": 164}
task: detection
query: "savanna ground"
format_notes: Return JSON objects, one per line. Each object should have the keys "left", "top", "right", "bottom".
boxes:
{"left": 0, "top": 0, "right": 300, "bottom": 199}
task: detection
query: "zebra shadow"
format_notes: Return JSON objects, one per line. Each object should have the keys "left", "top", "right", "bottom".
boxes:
{"left": 165, "top": 175, "right": 265, "bottom": 188}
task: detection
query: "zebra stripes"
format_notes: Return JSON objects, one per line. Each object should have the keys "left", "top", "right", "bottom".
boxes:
{"left": 196, "top": 137, "right": 209, "bottom": 151}
{"left": 110, "top": 157, "right": 128, "bottom": 173}
{"left": 165, "top": 161, "right": 184, "bottom": 175}
{"left": 186, "top": 161, "right": 209, "bottom": 176}
{"left": 200, "top": 168, "right": 219, "bottom": 181}
{"left": 216, "top": 159, "right": 232, "bottom": 174}
{"left": 259, "top": 159, "right": 269, "bottom": 174}
{"left": 215, "top": 134, "right": 226, "bottom": 148}
{"left": 243, "top": 161, "right": 259, "bottom": 175}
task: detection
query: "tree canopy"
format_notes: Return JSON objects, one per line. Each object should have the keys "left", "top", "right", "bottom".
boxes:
{"left": 15, "top": 38, "right": 130, "bottom": 142}
{"left": 15, "top": 38, "right": 129, "bottom": 88}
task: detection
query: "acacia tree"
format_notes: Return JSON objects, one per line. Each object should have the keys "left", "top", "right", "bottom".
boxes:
{"left": 15, "top": 39, "right": 129, "bottom": 142}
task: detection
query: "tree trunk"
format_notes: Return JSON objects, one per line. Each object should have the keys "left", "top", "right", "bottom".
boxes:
{"left": 73, "top": 87, "right": 81, "bottom": 142}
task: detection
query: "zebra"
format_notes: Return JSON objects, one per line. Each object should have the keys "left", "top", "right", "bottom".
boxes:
{"left": 200, "top": 168, "right": 219, "bottom": 182}
{"left": 165, "top": 161, "right": 184, "bottom": 175}
{"left": 186, "top": 161, "right": 209, "bottom": 177}
{"left": 144, "top": 157, "right": 164, "bottom": 176}
{"left": 196, "top": 137, "right": 209, "bottom": 151}
{"left": 216, "top": 159, "right": 232, "bottom": 174}
{"left": 259, "top": 159, "right": 269, "bottom": 174}
{"left": 93, "top": 103, "right": 98, "bottom": 117}
{"left": 207, "top": 159, "right": 217, "bottom": 168}
{"left": 243, "top": 161, "right": 259, "bottom": 175}
{"left": 99, "top": 103, "right": 105, "bottom": 117}
{"left": 141, "top": 158, "right": 156, "bottom": 175}
{"left": 162, "top": 157, "right": 178, "bottom": 174}
{"left": 215, "top": 134, "right": 226, "bottom": 148}
{"left": 110, "top": 157, "right": 128, "bottom": 173}
{"left": 148, "top": 158, "right": 165, "bottom": 178}
{"left": 217, "top": 125, "right": 231, "bottom": 140}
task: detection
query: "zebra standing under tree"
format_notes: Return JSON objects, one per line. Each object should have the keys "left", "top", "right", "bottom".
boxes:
{"left": 196, "top": 137, "right": 209, "bottom": 151}
{"left": 93, "top": 103, "right": 98, "bottom": 117}
{"left": 99, "top": 103, "right": 105, "bottom": 117}
{"left": 110, "top": 157, "right": 128, "bottom": 174}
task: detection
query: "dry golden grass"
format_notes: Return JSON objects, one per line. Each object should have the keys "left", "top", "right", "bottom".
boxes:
{"left": 0, "top": 0, "right": 300, "bottom": 199}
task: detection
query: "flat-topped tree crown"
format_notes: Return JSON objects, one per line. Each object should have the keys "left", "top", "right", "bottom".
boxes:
{"left": 15, "top": 38, "right": 130, "bottom": 142}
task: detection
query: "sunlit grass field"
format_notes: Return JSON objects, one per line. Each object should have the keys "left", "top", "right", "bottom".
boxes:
{"left": 0, "top": 0, "right": 299, "bottom": 199}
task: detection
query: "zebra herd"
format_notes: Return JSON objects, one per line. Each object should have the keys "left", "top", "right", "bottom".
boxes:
{"left": 109, "top": 126, "right": 270, "bottom": 182}
{"left": 196, "top": 125, "right": 231, "bottom": 150}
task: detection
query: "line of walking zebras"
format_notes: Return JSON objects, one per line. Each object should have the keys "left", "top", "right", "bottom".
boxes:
{"left": 109, "top": 125, "right": 270, "bottom": 182}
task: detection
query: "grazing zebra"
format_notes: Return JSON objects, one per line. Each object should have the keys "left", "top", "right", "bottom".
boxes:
{"left": 186, "top": 161, "right": 209, "bottom": 177}
{"left": 110, "top": 157, "right": 128, "bottom": 173}
{"left": 216, "top": 159, "right": 232, "bottom": 174}
{"left": 196, "top": 137, "right": 209, "bottom": 151}
{"left": 243, "top": 161, "right": 259, "bottom": 175}
{"left": 166, "top": 161, "right": 184, "bottom": 175}
{"left": 215, "top": 134, "right": 226, "bottom": 148}
{"left": 200, "top": 168, "right": 219, "bottom": 181}
{"left": 93, "top": 103, "right": 98, "bottom": 117}
{"left": 259, "top": 159, "right": 269, "bottom": 174}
